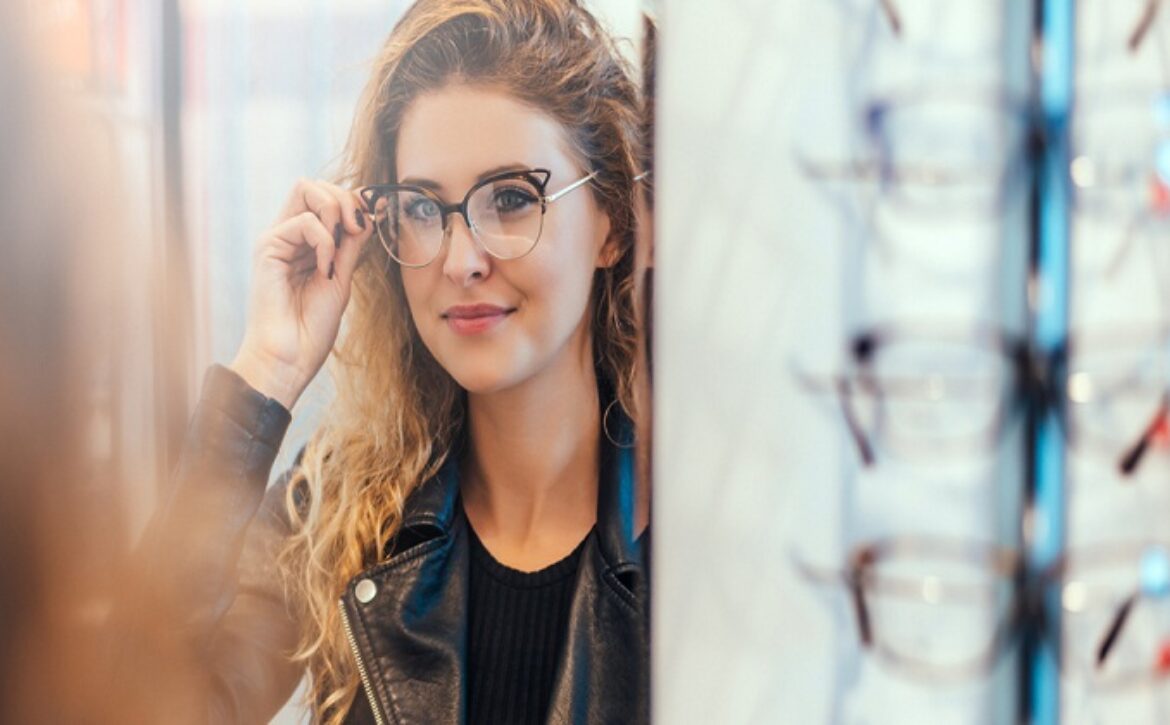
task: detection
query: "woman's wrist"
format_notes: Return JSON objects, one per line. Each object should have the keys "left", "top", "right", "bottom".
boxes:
{"left": 228, "top": 347, "right": 305, "bottom": 412}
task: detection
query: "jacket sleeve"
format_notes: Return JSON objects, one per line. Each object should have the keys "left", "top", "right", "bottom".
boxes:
{"left": 113, "top": 363, "right": 307, "bottom": 724}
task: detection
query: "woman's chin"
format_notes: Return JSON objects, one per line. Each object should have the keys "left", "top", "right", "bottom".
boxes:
{"left": 446, "top": 364, "right": 524, "bottom": 396}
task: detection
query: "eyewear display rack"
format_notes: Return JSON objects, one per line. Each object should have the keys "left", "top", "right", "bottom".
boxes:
{"left": 810, "top": 1, "right": 1085, "bottom": 722}
{"left": 1026, "top": 1, "right": 1072, "bottom": 723}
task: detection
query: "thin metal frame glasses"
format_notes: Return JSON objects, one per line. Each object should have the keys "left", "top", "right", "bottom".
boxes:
{"left": 794, "top": 326, "right": 1170, "bottom": 477}
{"left": 797, "top": 536, "right": 1170, "bottom": 688}
{"left": 874, "top": 0, "right": 1161, "bottom": 52}
{"left": 360, "top": 168, "right": 597, "bottom": 268}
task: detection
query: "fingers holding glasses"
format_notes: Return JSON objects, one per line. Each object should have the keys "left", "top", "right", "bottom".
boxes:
{"left": 270, "top": 180, "right": 371, "bottom": 279}
{"left": 315, "top": 181, "right": 368, "bottom": 240}
{"left": 231, "top": 179, "right": 374, "bottom": 410}
{"left": 280, "top": 178, "right": 367, "bottom": 250}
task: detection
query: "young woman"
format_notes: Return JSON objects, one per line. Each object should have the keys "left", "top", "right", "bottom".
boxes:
{"left": 128, "top": 1, "right": 650, "bottom": 723}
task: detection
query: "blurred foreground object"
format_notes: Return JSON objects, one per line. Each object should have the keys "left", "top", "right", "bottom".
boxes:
{"left": 0, "top": 4, "right": 198, "bottom": 722}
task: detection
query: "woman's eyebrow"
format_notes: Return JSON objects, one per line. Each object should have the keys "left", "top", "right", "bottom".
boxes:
{"left": 475, "top": 163, "right": 530, "bottom": 181}
{"left": 398, "top": 176, "right": 443, "bottom": 192}
{"left": 399, "top": 163, "right": 533, "bottom": 192}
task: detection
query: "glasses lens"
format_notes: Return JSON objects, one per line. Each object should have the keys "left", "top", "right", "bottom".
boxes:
{"left": 373, "top": 190, "right": 444, "bottom": 266}
{"left": 467, "top": 176, "right": 544, "bottom": 259}
{"left": 865, "top": 545, "right": 1012, "bottom": 678}
{"left": 864, "top": 99, "right": 1026, "bottom": 272}
{"left": 847, "top": 337, "right": 1012, "bottom": 463}
{"left": 872, "top": 100, "right": 1023, "bottom": 218}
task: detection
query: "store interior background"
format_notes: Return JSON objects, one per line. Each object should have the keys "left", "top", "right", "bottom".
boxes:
{"left": 31, "top": 0, "right": 1170, "bottom": 722}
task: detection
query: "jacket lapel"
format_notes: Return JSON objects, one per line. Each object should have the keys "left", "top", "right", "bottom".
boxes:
{"left": 546, "top": 410, "right": 650, "bottom": 724}
{"left": 340, "top": 457, "right": 469, "bottom": 725}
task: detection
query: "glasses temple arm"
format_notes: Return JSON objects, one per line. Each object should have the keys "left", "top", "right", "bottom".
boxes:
{"left": 1117, "top": 392, "right": 1169, "bottom": 477}
{"left": 789, "top": 551, "right": 873, "bottom": 648}
{"left": 835, "top": 378, "right": 876, "bottom": 467}
{"left": 850, "top": 576, "right": 875, "bottom": 646}
{"left": 1130, "top": 0, "right": 1162, "bottom": 52}
{"left": 1095, "top": 591, "right": 1138, "bottom": 668}
{"left": 878, "top": 0, "right": 903, "bottom": 37}
{"left": 544, "top": 171, "right": 598, "bottom": 203}
{"left": 789, "top": 363, "right": 876, "bottom": 467}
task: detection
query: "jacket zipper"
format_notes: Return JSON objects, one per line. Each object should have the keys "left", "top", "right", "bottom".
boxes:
{"left": 338, "top": 598, "right": 390, "bottom": 725}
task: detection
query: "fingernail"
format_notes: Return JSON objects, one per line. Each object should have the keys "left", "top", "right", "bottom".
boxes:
{"left": 328, "top": 262, "right": 335, "bottom": 280}
{"left": 355, "top": 211, "right": 366, "bottom": 230}
{"left": 333, "top": 223, "right": 342, "bottom": 248}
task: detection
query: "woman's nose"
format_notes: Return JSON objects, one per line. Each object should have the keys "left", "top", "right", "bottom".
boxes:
{"left": 441, "top": 213, "right": 491, "bottom": 286}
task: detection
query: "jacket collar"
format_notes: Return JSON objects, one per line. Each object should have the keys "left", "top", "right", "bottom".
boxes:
{"left": 340, "top": 402, "right": 648, "bottom": 725}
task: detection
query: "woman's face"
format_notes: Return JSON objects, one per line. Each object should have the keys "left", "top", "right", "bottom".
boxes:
{"left": 395, "top": 84, "right": 614, "bottom": 394}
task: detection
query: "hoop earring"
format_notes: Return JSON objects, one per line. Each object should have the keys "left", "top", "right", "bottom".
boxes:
{"left": 603, "top": 400, "right": 635, "bottom": 449}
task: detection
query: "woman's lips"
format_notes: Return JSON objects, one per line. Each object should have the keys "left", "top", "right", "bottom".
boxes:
{"left": 442, "top": 304, "right": 513, "bottom": 335}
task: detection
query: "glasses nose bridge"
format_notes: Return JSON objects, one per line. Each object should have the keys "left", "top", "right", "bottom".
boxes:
{"left": 438, "top": 198, "right": 475, "bottom": 240}
{"left": 437, "top": 198, "right": 490, "bottom": 265}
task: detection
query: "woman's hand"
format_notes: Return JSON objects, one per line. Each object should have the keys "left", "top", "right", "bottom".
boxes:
{"left": 229, "top": 179, "right": 372, "bottom": 410}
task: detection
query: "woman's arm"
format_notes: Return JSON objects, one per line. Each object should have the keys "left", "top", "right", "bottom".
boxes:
{"left": 110, "top": 364, "right": 305, "bottom": 724}
{"left": 108, "top": 177, "right": 368, "bottom": 722}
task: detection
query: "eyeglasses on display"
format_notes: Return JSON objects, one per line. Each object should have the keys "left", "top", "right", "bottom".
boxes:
{"left": 793, "top": 325, "right": 1170, "bottom": 477}
{"left": 796, "top": 536, "right": 1170, "bottom": 688}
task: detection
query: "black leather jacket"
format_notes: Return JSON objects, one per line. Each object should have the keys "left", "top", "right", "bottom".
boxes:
{"left": 129, "top": 364, "right": 649, "bottom": 724}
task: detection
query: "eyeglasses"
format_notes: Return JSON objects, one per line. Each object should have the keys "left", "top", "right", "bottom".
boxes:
{"left": 798, "top": 94, "right": 1028, "bottom": 217}
{"left": 793, "top": 325, "right": 1170, "bottom": 477}
{"left": 799, "top": 89, "right": 1170, "bottom": 286}
{"left": 1078, "top": 0, "right": 1165, "bottom": 63}
{"left": 1072, "top": 90, "right": 1170, "bottom": 281}
{"left": 359, "top": 168, "right": 596, "bottom": 268}
{"left": 796, "top": 536, "right": 1170, "bottom": 688}
{"left": 872, "top": 0, "right": 1161, "bottom": 54}
{"left": 796, "top": 93, "right": 1030, "bottom": 273}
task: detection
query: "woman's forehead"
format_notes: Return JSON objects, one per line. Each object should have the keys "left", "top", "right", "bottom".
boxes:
{"left": 395, "top": 84, "right": 579, "bottom": 191}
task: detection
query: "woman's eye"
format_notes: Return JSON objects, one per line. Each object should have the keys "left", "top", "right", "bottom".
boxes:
{"left": 405, "top": 197, "right": 441, "bottom": 222}
{"left": 493, "top": 187, "right": 538, "bottom": 214}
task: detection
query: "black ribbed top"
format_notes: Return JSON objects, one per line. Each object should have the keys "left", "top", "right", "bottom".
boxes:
{"left": 465, "top": 518, "right": 591, "bottom": 725}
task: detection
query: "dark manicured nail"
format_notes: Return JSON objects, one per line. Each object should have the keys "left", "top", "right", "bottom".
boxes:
{"left": 355, "top": 211, "right": 366, "bottom": 230}
{"left": 333, "top": 222, "right": 342, "bottom": 248}
{"left": 328, "top": 262, "right": 335, "bottom": 280}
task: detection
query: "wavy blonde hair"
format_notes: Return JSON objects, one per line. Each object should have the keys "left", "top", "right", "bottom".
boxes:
{"left": 277, "top": 1, "right": 645, "bottom": 721}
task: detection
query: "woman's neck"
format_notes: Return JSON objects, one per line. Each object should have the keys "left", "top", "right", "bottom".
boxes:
{"left": 459, "top": 346, "right": 601, "bottom": 566}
